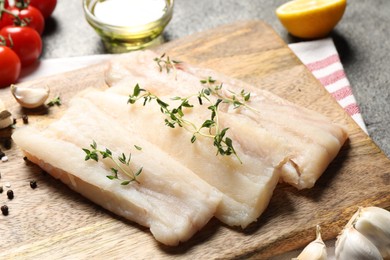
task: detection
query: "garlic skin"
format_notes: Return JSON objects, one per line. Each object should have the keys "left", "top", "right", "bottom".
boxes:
{"left": 0, "top": 98, "right": 13, "bottom": 129}
{"left": 353, "top": 207, "right": 390, "bottom": 259}
{"left": 335, "top": 225, "right": 383, "bottom": 260}
{"left": 0, "top": 110, "right": 13, "bottom": 129}
{"left": 294, "top": 225, "right": 327, "bottom": 260}
{"left": 11, "top": 85, "right": 50, "bottom": 108}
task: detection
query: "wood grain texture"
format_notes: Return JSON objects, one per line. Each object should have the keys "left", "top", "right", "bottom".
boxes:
{"left": 0, "top": 21, "right": 389, "bottom": 259}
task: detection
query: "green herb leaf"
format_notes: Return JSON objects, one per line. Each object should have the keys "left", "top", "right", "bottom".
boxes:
{"left": 201, "top": 119, "right": 215, "bottom": 128}
{"left": 156, "top": 98, "right": 169, "bottom": 108}
{"left": 118, "top": 153, "right": 127, "bottom": 164}
{"left": 47, "top": 96, "right": 62, "bottom": 107}
{"left": 82, "top": 141, "right": 143, "bottom": 185}
{"left": 154, "top": 53, "right": 181, "bottom": 78}
{"left": 133, "top": 83, "right": 141, "bottom": 96}
{"left": 135, "top": 167, "right": 143, "bottom": 176}
{"left": 191, "top": 135, "right": 196, "bottom": 143}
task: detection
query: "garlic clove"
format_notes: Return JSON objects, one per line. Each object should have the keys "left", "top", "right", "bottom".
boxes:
{"left": 0, "top": 110, "right": 13, "bottom": 129}
{"left": 11, "top": 85, "right": 50, "bottom": 109}
{"left": 354, "top": 207, "right": 390, "bottom": 259}
{"left": 294, "top": 225, "right": 327, "bottom": 260}
{"left": 335, "top": 225, "right": 383, "bottom": 260}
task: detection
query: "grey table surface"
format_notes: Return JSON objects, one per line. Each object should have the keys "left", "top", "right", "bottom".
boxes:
{"left": 40, "top": 0, "right": 389, "bottom": 158}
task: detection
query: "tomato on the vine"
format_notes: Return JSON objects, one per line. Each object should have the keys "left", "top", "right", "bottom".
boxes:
{"left": 6, "top": 6, "right": 45, "bottom": 34}
{"left": 0, "top": 26, "right": 42, "bottom": 67}
{"left": 0, "top": 7, "right": 15, "bottom": 29}
{"left": 29, "top": 0, "right": 56, "bottom": 19}
{"left": 0, "top": 45, "right": 21, "bottom": 88}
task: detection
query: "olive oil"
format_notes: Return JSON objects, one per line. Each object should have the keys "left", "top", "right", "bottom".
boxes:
{"left": 92, "top": 0, "right": 167, "bottom": 27}
{"left": 83, "top": 0, "right": 174, "bottom": 53}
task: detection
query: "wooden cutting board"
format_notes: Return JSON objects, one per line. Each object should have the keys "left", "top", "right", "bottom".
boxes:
{"left": 0, "top": 21, "right": 389, "bottom": 259}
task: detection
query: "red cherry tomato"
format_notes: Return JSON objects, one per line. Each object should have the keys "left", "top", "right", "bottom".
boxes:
{"left": 0, "top": 45, "right": 21, "bottom": 88}
{"left": 0, "top": 7, "right": 15, "bottom": 29}
{"left": 6, "top": 6, "right": 45, "bottom": 34}
{"left": 28, "top": 0, "right": 56, "bottom": 19}
{"left": 0, "top": 26, "right": 42, "bottom": 67}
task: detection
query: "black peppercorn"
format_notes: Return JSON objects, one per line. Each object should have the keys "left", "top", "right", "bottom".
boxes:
{"left": 1, "top": 205, "right": 8, "bottom": 216}
{"left": 7, "top": 189, "right": 14, "bottom": 200}
{"left": 2, "top": 138, "right": 11, "bottom": 149}
{"left": 30, "top": 180, "right": 37, "bottom": 189}
{"left": 22, "top": 114, "right": 29, "bottom": 124}
{"left": 0, "top": 186, "right": 3, "bottom": 193}
{"left": 0, "top": 150, "right": 5, "bottom": 160}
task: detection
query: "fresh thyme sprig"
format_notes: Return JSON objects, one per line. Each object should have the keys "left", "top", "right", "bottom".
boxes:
{"left": 128, "top": 84, "right": 241, "bottom": 163}
{"left": 201, "top": 99, "right": 239, "bottom": 159}
{"left": 200, "top": 76, "right": 256, "bottom": 111}
{"left": 47, "top": 96, "right": 62, "bottom": 107}
{"left": 83, "top": 141, "right": 143, "bottom": 185}
{"left": 129, "top": 84, "right": 197, "bottom": 131}
{"left": 153, "top": 53, "right": 181, "bottom": 79}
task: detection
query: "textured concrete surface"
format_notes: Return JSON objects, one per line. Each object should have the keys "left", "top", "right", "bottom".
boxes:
{"left": 41, "top": 0, "right": 389, "bottom": 157}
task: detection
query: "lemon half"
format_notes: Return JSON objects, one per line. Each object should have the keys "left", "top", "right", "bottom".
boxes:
{"left": 276, "top": 0, "right": 347, "bottom": 39}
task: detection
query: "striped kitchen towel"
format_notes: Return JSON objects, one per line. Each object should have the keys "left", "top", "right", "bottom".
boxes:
{"left": 289, "top": 38, "right": 368, "bottom": 133}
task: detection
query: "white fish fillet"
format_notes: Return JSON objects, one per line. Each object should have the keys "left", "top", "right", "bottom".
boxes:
{"left": 12, "top": 98, "right": 222, "bottom": 246}
{"left": 105, "top": 50, "right": 348, "bottom": 189}
{"left": 78, "top": 89, "right": 282, "bottom": 228}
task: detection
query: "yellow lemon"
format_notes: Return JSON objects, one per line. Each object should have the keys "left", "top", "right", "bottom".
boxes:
{"left": 276, "top": 0, "right": 347, "bottom": 39}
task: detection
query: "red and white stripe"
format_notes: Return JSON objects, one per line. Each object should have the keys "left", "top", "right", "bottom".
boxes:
{"left": 289, "top": 38, "right": 367, "bottom": 133}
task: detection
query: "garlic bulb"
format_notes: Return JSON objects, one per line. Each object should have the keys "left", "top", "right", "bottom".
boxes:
{"left": 11, "top": 85, "right": 50, "bottom": 108}
{"left": 335, "top": 225, "right": 383, "bottom": 260}
{"left": 353, "top": 207, "right": 390, "bottom": 259}
{"left": 294, "top": 225, "right": 327, "bottom": 260}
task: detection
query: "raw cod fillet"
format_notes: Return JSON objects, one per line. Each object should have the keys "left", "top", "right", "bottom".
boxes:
{"left": 12, "top": 98, "right": 222, "bottom": 246}
{"left": 105, "top": 50, "right": 348, "bottom": 189}
{"left": 79, "top": 89, "right": 282, "bottom": 228}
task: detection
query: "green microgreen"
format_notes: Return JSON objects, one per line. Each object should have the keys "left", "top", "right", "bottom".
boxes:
{"left": 83, "top": 141, "right": 143, "bottom": 185}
